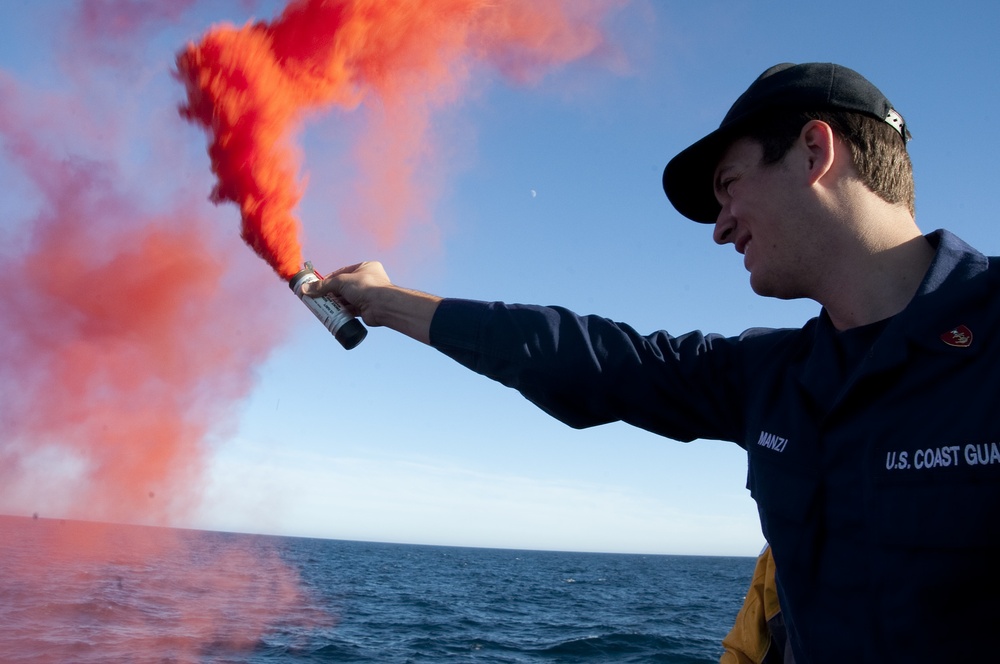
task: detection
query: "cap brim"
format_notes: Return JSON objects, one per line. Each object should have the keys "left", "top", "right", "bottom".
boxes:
{"left": 663, "top": 126, "right": 736, "bottom": 224}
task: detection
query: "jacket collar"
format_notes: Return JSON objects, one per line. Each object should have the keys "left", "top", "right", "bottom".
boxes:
{"left": 891, "top": 229, "right": 992, "bottom": 354}
{"left": 798, "top": 230, "right": 993, "bottom": 412}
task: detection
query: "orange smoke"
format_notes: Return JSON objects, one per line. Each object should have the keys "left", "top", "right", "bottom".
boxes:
{"left": 176, "top": 0, "right": 616, "bottom": 279}
{"left": 0, "top": 90, "right": 281, "bottom": 526}
{"left": 0, "top": 7, "right": 310, "bottom": 655}
{"left": 1, "top": 0, "right": 624, "bottom": 657}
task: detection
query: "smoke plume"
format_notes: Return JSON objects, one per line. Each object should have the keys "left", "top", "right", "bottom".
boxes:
{"left": 176, "top": 0, "right": 616, "bottom": 279}
{"left": 0, "top": 0, "right": 623, "bottom": 658}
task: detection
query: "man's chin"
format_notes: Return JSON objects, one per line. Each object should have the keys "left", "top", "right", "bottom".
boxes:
{"left": 749, "top": 274, "right": 800, "bottom": 301}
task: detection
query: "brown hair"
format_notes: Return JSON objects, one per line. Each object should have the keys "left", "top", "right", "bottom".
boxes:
{"left": 744, "top": 111, "right": 915, "bottom": 216}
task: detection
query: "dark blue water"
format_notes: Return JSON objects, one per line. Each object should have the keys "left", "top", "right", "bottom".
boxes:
{"left": 0, "top": 515, "right": 754, "bottom": 663}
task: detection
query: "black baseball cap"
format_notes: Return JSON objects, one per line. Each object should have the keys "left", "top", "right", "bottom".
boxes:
{"left": 662, "top": 62, "right": 907, "bottom": 223}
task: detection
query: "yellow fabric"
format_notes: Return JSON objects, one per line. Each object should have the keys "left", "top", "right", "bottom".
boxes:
{"left": 719, "top": 546, "right": 781, "bottom": 664}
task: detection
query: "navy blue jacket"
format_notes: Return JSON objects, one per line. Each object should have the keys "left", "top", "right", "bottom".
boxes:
{"left": 429, "top": 230, "right": 1000, "bottom": 663}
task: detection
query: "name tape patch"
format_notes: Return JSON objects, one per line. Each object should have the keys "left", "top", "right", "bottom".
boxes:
{"left": 886, "top": 442, "right": 1000, "bottom": 471}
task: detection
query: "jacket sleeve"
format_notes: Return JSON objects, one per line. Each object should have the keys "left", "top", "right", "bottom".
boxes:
{"left": 428, "top": 298, "right": 751, "bottom": 444}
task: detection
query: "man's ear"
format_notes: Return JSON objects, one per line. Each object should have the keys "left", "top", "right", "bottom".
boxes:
{"left": 799, "top": 119, "right": 837, "bottom": 185}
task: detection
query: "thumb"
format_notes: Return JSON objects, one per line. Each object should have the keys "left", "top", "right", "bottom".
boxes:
{"left": 299, "top": 280, "right": 325, "bottom": 297}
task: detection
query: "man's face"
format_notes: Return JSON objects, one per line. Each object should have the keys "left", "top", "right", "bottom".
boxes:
{"left": 711, "top": 137, "right": 817, "bottom": 300}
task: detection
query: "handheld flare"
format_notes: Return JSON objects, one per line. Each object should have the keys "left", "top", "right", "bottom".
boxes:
{"left": 289, "top": 263, "right": 367, "bottom": 350}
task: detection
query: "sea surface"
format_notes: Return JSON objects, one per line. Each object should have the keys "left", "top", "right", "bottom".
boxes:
{"left": 0, "top": 515, "right": 756, "bottom": 663}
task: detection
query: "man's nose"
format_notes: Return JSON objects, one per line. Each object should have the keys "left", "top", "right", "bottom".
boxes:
{"left": 713, "top": 207, "right": 735, "bottom": 245}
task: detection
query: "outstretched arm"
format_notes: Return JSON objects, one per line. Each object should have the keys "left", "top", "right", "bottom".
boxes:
{"left": 300, "top": 261, "right": 442, "bottom": 345}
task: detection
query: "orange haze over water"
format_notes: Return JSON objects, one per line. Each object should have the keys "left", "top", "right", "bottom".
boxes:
{"left": 0, "top": 0, "right": 300, "bottom": 655}
{"left": 0, "top": 0, "right": 622, "bottom": 658}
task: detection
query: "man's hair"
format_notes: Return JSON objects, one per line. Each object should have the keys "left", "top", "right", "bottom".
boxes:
{"left": 743, "top": 111, "right": 915, "bottom": 216}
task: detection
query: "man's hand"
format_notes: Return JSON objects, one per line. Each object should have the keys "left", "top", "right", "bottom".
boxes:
{"left": 301, "top": 262, "right": 442, "bottom": 345}
{"left": 301, "top": 261, "right": 390, "bottom": 324}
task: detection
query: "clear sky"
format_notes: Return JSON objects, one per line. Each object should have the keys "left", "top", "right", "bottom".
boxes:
{"left": 1, "top": 0, "right": 997, "bottom": 557}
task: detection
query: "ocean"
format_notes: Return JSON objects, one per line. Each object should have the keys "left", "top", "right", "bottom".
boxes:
{"left": 0, "top": 515, "right": 756, "bottom": 663}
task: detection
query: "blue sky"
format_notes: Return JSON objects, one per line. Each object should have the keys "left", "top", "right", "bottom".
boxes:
{"left": 2, "top": 0, "right": 998, "bottom": 556}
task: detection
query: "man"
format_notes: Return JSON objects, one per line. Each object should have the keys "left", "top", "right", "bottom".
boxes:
{"left": 304, "top": 63, "right": 1000, "bottom": 662}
